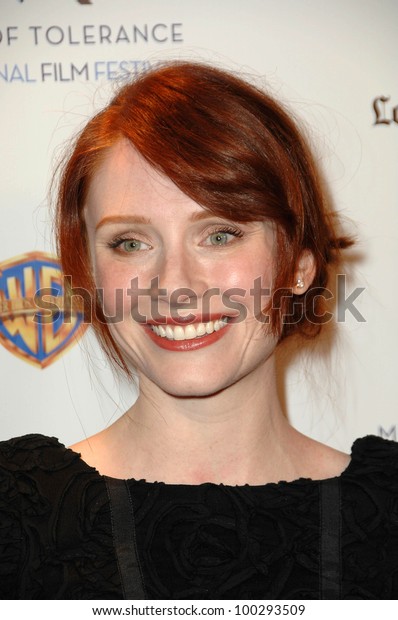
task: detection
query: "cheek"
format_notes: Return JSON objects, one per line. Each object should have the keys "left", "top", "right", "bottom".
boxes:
{"left": 93, "top": 261, "right": 133, "bottom": 318}
{"left": 94, "top": 260, "right": 157, "bottom": 325}
{"left": 223, "top": 256, "right": 274, "bottom": 307}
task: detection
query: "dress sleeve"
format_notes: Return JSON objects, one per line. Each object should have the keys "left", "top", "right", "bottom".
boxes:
{"left": 0, "top": 434, "right": 78, "bottom": 599}
{"left": 0, "top": 442, "right": 24, "bottom": 599}
{"left": 0, "top": 434, "right": 119, "bottom": 600}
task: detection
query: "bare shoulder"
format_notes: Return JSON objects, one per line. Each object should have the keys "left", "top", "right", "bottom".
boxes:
{"left": 69, "top": 433, "right": 101, "bottom": 467}
{"left": 69, "top": 426, "right": 118, "bottom": 475}
{"left": 295, "top": 433, "right": 351, "bottom": 480}
{"left": 68, "top": 410, "right": 138, "bottom": 477}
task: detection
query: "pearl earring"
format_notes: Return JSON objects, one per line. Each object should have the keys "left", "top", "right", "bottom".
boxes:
{"left": 296, "top": 278, "right": 304, "bottom": 289}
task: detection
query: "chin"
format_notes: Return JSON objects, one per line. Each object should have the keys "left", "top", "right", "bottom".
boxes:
{"left": 164, "top": 385, "right": 226, "bottom": 399}
{"left": 150, "top": 371, "right": 234, "bottom": 400}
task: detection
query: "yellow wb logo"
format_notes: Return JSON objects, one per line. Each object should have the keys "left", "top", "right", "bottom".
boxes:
{"left": 0, "top": 252, "right": 87, "bottom": 368}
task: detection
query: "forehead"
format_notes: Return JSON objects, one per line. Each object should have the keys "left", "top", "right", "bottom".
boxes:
{"left": 84, "top": 139, "right": 196, "bottom": 226}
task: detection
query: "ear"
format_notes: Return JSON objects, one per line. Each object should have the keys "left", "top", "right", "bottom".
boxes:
{"left": 293, "top": 250, "right": 316, "bottom": 295}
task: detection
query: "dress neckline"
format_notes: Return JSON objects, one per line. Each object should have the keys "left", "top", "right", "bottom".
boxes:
{"left": 69, "top": 436, "right": 387, "bottom": 490}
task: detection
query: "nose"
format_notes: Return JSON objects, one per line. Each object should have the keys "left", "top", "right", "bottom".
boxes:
{"left": 155, "top": 246, "right": 208, "bottom": 312}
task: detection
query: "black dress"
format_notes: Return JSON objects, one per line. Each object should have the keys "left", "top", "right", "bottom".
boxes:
{"left": 0, "top": 434, "right": 397, "bottom": 600}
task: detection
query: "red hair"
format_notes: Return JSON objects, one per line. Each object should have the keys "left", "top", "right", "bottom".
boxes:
{"left": 56, "top": 61, "right": 351, "bottom": 371}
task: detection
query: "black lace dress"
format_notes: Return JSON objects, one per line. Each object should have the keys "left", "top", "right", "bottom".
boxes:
{"left": 0, "top": 434, "right": 397, "bottom": 599}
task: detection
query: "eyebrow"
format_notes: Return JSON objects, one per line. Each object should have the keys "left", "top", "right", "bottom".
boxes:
{"left": 95, "top": 215, "right": 151, "bottom": 231}
{"left": 189, "top": 211, "right": 218, "bottom": 222}
{"left": 95, "top": 211, "right": 217, "bottom": 231}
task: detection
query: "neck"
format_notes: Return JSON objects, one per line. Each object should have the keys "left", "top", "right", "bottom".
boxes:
{"left": 112, "top": 354, "right": 300, "bottom": 485}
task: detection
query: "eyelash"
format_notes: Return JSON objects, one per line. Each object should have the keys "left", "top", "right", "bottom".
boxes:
{"left": 107, "top": 235, "right": 143, "bottom": 250}
{"left": 207, "top": 225, "right": 244, "bottom": 240}
{"left": 107, "top": 225, "right": 244, "bottom": 251}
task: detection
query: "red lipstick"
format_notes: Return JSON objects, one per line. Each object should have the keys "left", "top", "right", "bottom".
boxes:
{"left": 144, "top": 317, "right": 232, "bottom": 352}
{"left": 146, "top": 313, "right": 226, "bottom": 326}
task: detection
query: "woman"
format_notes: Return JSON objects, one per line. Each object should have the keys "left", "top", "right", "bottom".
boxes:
{"left": 1, "top": 62, "right": 397, "bottom": 600}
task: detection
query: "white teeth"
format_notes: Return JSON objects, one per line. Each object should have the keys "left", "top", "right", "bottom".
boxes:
{"left": 150, "top": 318, "right": 229, "bottom": 341}
{"left": 173, "top": 326, "right": 185, "bottom": 341}
{"left": 196, "top": 323, "right": 206, "bottom": 337}
{"left": 184, "top": 324, "right": 197, "bottom": 340}
{"left": 165, "top": 325, "right": 174, "bottom": 339}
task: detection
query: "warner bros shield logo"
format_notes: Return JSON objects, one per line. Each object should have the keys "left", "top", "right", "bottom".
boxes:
{"left": 0, "top": 252, "right": 87, "bottom": 368}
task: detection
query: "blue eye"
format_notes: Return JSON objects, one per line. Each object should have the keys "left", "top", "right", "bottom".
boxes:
{"left": 206, "top": 227, "right": 243, "bottom": 246}
{"left": 108, "top": 237, "right": 150, "bottom": 252}
{"left": 209, "top": 232, "right": 230, "bottom": 246}
{"left": 121, "top": 239, "right": 143, "bottom": 252}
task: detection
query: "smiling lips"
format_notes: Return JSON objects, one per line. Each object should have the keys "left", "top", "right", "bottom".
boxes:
{"left": 145, "top": 317, "right": 231, "bottom": 352}
{"left": 151, "top": 317, "right": 228, "bottom": 340}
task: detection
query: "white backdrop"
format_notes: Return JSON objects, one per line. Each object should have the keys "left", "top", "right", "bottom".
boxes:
{"left": 0, "top": 0, "right": 397, "bottom": 452}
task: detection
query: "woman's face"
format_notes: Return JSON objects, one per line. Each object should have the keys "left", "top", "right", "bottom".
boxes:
{"left": 84, "top": 139, "right": 278, "bottom": 397}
